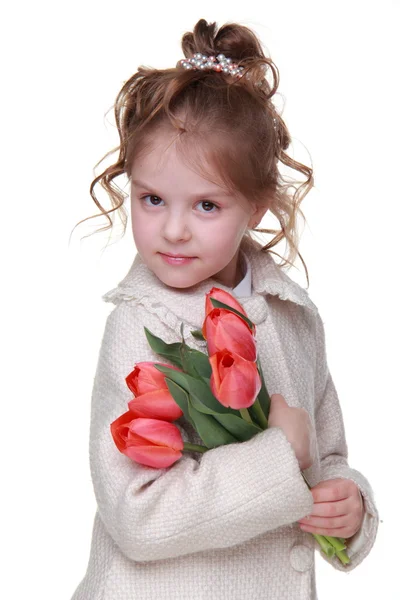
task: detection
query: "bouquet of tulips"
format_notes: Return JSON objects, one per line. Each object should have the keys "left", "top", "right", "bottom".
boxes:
{"left": 110, "top": 287, "right": 350, "bottom": 565}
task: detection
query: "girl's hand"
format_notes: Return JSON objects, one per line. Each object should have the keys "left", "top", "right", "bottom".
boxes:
{"left": 298, "top": 478, "right": 365, "bottom": 539}
{"left": 268, "top": 393, "right": 316, "bottom": 471}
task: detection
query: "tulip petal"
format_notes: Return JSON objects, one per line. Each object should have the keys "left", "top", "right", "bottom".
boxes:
{"left": 124, "top": 445, "right": 183, "bottom": 468}
{"left": 129, "top": 418, "right": 184, "bottom": 451}
{"left": 209, "top": 353, "right": 222, "bottom": 392}
{"left": 111, "top": 413, "right": 184, "bottom": 469}
{"left": 110, "top": 410, "right": 135, "bottom": 452}
{"left": 126, "top": 362, "right": 181, "bottom": 395}
{"left": 208, "top": 298, "right": 256, "bottom": 334}
{"left": 204, "top": 309, "right": 256, "bottom": 361}
{"left": 218, "top": 362, "right": 261, "bottom": 409}
{"left": 128, "top": 390, "right": 183, "bottom": 421}
{"left": 205, "top": 287, "right": 248, "bottom": 318}
{"left": 209, "top": 350, "right": 262, "bottom": 409}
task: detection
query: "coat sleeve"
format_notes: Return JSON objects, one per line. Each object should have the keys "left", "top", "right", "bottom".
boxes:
{"left": 89, "top": 299, "right": 314, "bottom": 563}
{"left": 312, "top": 310, "right": 379, "bottom": 571}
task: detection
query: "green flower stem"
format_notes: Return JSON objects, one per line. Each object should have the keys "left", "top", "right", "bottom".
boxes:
{"left": 239, "top": 407, "right": 254, "bottom": 424}
{"left": 313, "top": 534, "right": 335, "bottom": 557}
{"left": 324, "top": 535, "right": 347, "bottom": 552}
{"left": 334, "top": 549, "right": 351, "bottom": 565}
{"left": 252, "top": 398, "right": 269, "bottom": 430}
{"left": 183, "top": 442, "right": 208, "bottom": 453}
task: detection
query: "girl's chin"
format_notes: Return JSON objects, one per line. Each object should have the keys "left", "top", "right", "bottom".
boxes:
{"left": 142, "top": 254, "right": 233, "bottom": 289}
{"left": 153, "top": 267, "right": 206, "bottom": 289}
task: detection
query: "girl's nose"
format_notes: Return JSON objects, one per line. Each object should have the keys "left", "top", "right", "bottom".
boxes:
{"left": 162, "top": 214, "right": 192, "bottom": 243}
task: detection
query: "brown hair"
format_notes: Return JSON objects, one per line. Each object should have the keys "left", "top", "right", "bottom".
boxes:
{"left": 73, "top": 19, "right": 314, "bottom": 286}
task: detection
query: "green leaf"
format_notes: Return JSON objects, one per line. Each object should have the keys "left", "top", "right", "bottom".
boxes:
{"left": 155, "top": 366, "right": 235, "bottom": 416}
{"left": 170, "top": 330, "right": 211, "bottom": 379}
{"left": 247, "top": 402, "right": 265, "bottom": 428}
{"left": 164, "top": 372, "right": 238, "bottom": 448}
{"left": 212, "top": 412, "right": 262, "bottom": 442}
{"left": 247, "top": 398, "right": 268, "bottom": 430}
{"left": 144, "top": 327, "right": 183, "bottom": 368}
{"left": 157, "top": 366, "right": 261, "bottom": 442}
{"left": 185, "top": 348, "right": 212, "bottom": 379}
{"left": 188, "top": 387, "right": 232, "bottom": 415}
{"left": 187, "top": 400, "right": 238, "bottom": 448}
{"left": 191, "top": 329, "right": 206, "bottom": 341}
{"left": 179, "top": 341, "right": 199, "bottom": 378}
{"left": 164, "top": 379, "right": 196, "bottom": 429}
{"left": 154, "top": 364, "right": 196, "bottom": 392}
{"left": 209, "top": 298, "right": 255, "bottom": 331}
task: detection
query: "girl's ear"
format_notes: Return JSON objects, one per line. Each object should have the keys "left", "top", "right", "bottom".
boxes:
{"left": 248, "top": 202, "right": 270, "bottom": 229}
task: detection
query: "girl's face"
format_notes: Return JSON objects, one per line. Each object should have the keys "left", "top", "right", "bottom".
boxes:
{"left": 130, "top": 128, "right": 267, "bottom": 290}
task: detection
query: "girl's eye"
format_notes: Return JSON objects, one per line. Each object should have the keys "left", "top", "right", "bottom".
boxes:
{"left": 197, "top": 201, "right": 218, "bottom": 213}
{"left": 141, "top": 194, "right": 164, "bottom": 206}
{"left": 140, "top": 195, "right": 218, "bottom": 213}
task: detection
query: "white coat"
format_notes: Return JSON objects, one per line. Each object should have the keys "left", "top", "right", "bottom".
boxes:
{"left": 71, "top": 234, "right": 379, "bottom": 600}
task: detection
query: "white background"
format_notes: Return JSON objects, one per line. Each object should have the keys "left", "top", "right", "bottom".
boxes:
{"left": 1, "top": 1, "right": 398, "bottom": 598}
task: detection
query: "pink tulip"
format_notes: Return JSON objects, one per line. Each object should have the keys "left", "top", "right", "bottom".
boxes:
{"left": 202, "top": 308, "right": 257, "bottom": 361}
{"left": 205, "top": 287, "right": 248, "bottom": 319}
{"left": 209, "top": 349, "right": 262, "bottom": 409}
{"left": 110, "top": 412, "right": 184, "bottom": 468}
{"left": 128, "top": 389, "right": 183, "bottom": 421}
{"left": 126, "top": 361, "right": 180, "bottom": 396}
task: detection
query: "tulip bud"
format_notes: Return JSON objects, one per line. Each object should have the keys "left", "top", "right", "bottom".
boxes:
{"left": 128, "top": 389, "right": 183, "bottom": 421}
{"left": 110, "top": 412, "right": 184, "bottom": 468}
{"left": 205, "top": 287, "right": 248, "bottom": 318}
{"left": 126, "top": 361, "right": 181, "bottom": 395}
{"left": 202, "top": 308, "right": 257, "bottom": 361}
{"left": 209, "top": 349, "right": 262, "bottom": 409}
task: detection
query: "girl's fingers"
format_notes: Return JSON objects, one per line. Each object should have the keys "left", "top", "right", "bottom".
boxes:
{"left": 299, "top": 497, "right": 350, "bottom": 520}
{"left": 310, "top": 479, "right": 350, "bottom": 503}
{"left": 298, "top": 513, "right": 351, "bottom": 531}
{"left": 298, "top": 522, "right": 352, "bottom": 538}
{"left": 299, "top": 479, "right": 364, "bottom": 538}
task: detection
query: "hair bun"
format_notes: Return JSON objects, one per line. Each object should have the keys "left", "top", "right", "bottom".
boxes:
{"left": 181, "top": 19, "right": 217, "bottom": 57}
{"left": 180, "top": 19, "right": 278, "bottom": 100}
{"left": 181, "top": 18, "right": 265, "bottom": 63}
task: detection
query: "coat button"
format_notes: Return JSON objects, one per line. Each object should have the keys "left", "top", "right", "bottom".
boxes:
{"left": 289, "top": 543, "right": 314, "bottom": 572}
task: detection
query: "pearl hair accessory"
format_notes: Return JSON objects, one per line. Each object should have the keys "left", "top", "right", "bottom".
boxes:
{"left": 177, "top": 53, "right": 245, "bottom": 78}
{"left": 177, "top": 52, "right": 278, "bottom": 132}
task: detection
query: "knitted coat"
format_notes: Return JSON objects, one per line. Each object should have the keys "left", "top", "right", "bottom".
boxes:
{"left": 71, "top": 235, "right": 379, "bottom": 600}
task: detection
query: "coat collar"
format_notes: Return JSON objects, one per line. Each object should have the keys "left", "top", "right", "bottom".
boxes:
{"left": 102, "top": 234, "right": 317, "bottom": 327}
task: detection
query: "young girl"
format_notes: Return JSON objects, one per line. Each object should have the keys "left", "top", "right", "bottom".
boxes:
{"left": 71, "top": 18, "right": 379, "bottom": 600}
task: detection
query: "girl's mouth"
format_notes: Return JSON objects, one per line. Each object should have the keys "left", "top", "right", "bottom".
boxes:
{"left": 159, "top": 253, "right": 196, "bottom": 265}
